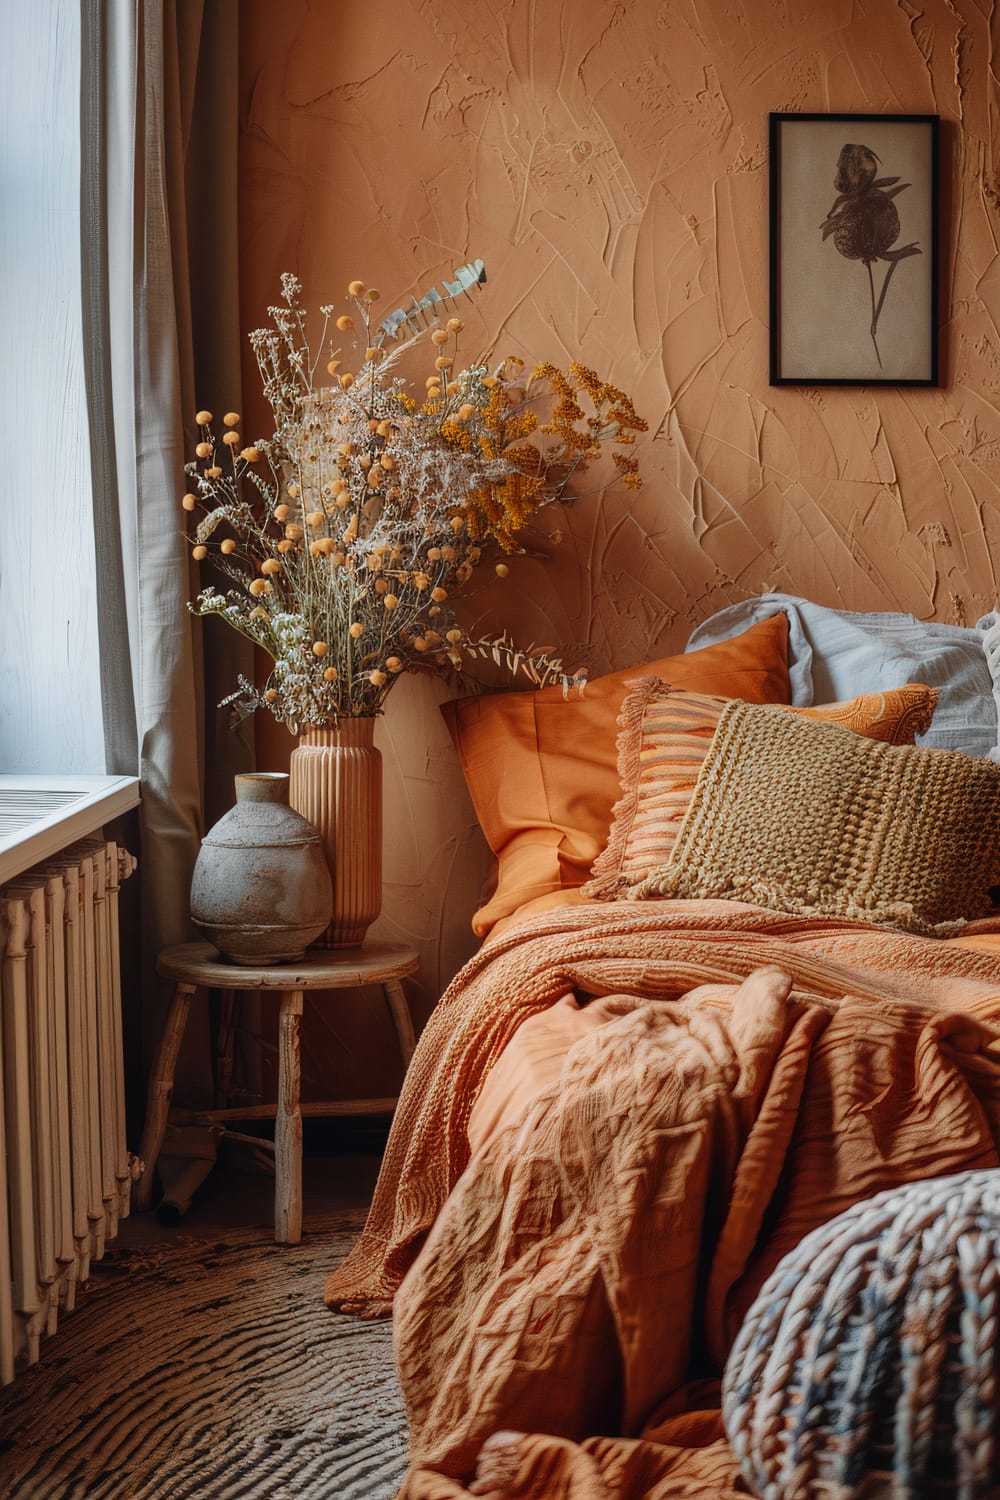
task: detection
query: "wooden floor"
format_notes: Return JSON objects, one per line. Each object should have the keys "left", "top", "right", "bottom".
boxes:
{"left": 117, "top": 1125, "right": 384, "bottom": 1247}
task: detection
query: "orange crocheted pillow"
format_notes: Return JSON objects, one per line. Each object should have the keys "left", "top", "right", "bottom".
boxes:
{"left": 583, "top": 679, "right": 939, "bottom": 901}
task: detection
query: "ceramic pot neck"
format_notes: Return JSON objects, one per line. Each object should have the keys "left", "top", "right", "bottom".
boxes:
{"left": 234, "top": 772, "right": 290, "bottom": 804}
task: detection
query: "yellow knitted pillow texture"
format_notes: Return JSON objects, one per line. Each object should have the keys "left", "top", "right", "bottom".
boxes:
{"left": 583, "top": 679, "right": 939, "bottom": 902}
{"left": 631, "top": 700, "right": 1000, "bottom": 936}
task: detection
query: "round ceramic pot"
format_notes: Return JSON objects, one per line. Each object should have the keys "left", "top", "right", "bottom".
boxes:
{"left": 190, "top": 772, "right": 333, "bottom": 965}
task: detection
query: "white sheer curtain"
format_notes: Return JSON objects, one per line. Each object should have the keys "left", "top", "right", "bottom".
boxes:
{"left": 82, "top": 0, "right": 250, "bottom": 1106}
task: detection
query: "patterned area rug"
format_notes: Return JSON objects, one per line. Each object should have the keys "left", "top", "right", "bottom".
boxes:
{"left": 0, "top": 1216, "right": 407, "bottom": 1498}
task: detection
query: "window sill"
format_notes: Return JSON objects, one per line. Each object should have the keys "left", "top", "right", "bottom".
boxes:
{"left": 0, "top": 775, "right": 141, "bottom": 885}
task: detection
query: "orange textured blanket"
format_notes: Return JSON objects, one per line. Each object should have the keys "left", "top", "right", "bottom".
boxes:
{"left": 327, "top": 901, "right": 1000, "bottom": 1497}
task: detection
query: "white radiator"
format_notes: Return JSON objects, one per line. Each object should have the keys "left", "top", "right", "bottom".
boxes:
{"left": 0, "top": 836, "right": 137, "bottom": 1385}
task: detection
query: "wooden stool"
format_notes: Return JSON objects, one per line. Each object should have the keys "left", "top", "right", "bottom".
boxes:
{"left": 134, "top": 940, "right": 419, "bottom": 1243}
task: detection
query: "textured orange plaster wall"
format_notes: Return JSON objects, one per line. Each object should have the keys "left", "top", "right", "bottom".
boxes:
{"left": 237, "top": 0, "right": 1000, "bottom": 1074}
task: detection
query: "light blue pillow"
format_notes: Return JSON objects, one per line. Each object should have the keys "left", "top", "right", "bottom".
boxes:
{"left": 686, "top": 593, "right": 1000, "bottom": 758}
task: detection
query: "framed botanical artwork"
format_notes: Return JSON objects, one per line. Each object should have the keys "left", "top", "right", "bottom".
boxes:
{"left": 769, "top": 112, "right": 939, "bottom": 386}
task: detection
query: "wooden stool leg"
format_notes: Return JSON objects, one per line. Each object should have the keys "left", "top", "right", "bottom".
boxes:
{"left": 383, "top": 977, "right": 416, "bottom": 1068}
{"left": 274, "top": 989, "right": 303, "bottom": 1245}
{"left": 214, "top": 988, "right": 236, "bottom": 1108}
{"left": 133, "top": 982, "right": 196, "bottom": 1212}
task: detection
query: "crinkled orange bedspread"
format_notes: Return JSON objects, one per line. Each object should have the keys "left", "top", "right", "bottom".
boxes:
{"left": 325, "top": 900, "right": 1000, "bottom": 1499}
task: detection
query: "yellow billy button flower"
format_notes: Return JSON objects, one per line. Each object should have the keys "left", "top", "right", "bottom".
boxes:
{"left": 413, "top": 572, "right": 431, "bottom": 589}
{"left": 431, "top": 587, "right": 448, "bottom": 603}
{"left": 306, "top": 511, "right": 325, "bottom": 528}
{"left": 223, "top": 411, "right": 240, "bottom": 427}
{"left": 383, "top": 594, "right": 399, "bottom": 610}
{"left": 446, "top": 317, "right": 463, "bottom": 333}
{"left": 450, "top": 515, "right": 465, "bottom": 532}
{"left": 240, "top": 447, "right": 260, "bottom": 462}
{"left": 386, "top": 656, "right": 403, "bottom": 673}
{"left": 192, "top": 545, "right": 207, "bottom": 560}
{"left": 323, "top": 666, "right": 338, "bottom": 682}
{"left": 495, "top": 563, "right": 510, "bottom": 577}
{"left": 374, "top": 578, "right": 389, "bottom": 594}
{"left": 250, "top": 607, "right": 268, "bottom": 621}
{"left": 276, "top": 539, "right": 294, "bottom": 554}
{"left": 431, "top": 329, "right": 449, "bottom": 347}
{"left": 376, "top": 419, "right": 392, "bottom": 437}
{"left": 206, "top": 466, "right": 222, "bottom": 479}
{"left": 273, "top": 504, "right": 290, "bottom": 522}
{"left": 260, "top": 559, "right": 282, "bottom": 576}
{"left": 347, "top": 280, "right": 365, "bottom": 297}
{"left": 446, "top": 628, "right": 462, "bottom": 644}
{"left": 222, "top": 431, "right": 241, "bottom": 447}
{"left": 311, "top": 538, "right": 334, "bottom": 557}
{"left": 248, "top": 578, "right": 270, "bottom": 597}
{"left": 434, "top": 356, "right": 453, "bottom": 371}
{"left": 427, "top": 547, "right": 442, "bottom": 560}
{"left": 288, "top": 484, "right": 300, "bottom": 498}
{"left": 380, "top": 454, "right": 396, "bottom": 471}
{"left": 340, "top": 373, "right": 355, "bottom": 389}
{"left": 285, "top": 524, "right": 304, "bottom": 541}
{"left": 181, "top": 493, "right": 197, "bottom": 511}
{"left": 446, "top": 381, "right": 460, "bottom": 396}
{"left": 195, "top": 441, "right": 212, "bottom": 458}
{"left": 457, "top": 404, "right": 475, "bottom": 421}
{"left": 326, "top": 359, "right": 341, "bottom": 375}
{"left": 349, "top": 622, "right": 364, "bottom": 639}
{"left": 411, "top": 636, "right": 428, "bottom": 652}
{"left": 365, "top": 288, "right": 380, "bottom": 301}
{"left": 195, "top": 409, "right": 213, "bottom": 425}
{"left": 220, "top": 538, "right": 236, "bottom": 555}
{"left": 312, "top": 641, "right": 328, "bottom": 657}
{"left": 336, "top": 315, "right": 355, "bottom": 332}
{"left": 365, "top": 347, "right": 382, "bottom": 362}
{"left": 369, "top": 670, "right": 388, "bottom": 687}
{"left": 264, "top": 688, "right": 278, "bottom": 703}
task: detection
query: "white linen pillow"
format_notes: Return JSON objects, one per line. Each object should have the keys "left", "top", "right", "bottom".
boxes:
{"left": 686, "top": 592, "right": 1000, "bottom": 759}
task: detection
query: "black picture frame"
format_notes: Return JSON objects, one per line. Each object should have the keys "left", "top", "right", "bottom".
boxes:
{"left": 769, "top": 112, "right": 939, "bottom": 386}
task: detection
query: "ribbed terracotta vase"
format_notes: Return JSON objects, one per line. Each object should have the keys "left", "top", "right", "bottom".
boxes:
{"left": 288, "top": 719, "right": 382, "bottom": 948}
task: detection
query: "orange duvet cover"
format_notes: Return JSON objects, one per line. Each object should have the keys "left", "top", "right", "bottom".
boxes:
{"left": 326, "top": 899, "right": 1000, "bottom": 1498}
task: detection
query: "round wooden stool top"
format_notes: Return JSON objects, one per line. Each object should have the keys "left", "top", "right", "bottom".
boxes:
{"left": 155, "top": 939, "right": 420, "bottom": 991}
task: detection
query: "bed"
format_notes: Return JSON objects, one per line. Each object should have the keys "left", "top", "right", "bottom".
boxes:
{"left": 325, "top": 599, "right": 1000, "bottom": 1500}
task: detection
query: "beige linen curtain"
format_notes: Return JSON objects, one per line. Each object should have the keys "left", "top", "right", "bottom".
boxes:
{"left": 82, "top": 0, "right": 251, "bottom": 1110}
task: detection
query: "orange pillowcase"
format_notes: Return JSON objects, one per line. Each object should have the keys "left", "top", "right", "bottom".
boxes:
{"left": 583, "top": 677, "right": 940, "bottom": 901}
{"left": 441, "top": 612, "right": 792, "bottom": 937}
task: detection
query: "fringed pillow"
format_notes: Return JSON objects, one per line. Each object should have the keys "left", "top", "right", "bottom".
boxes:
{"left": 632, "top": 700, "right": 1000, "bottom": 936}
{"left": 583, "top": 680, "right": 939, "bottom": 902}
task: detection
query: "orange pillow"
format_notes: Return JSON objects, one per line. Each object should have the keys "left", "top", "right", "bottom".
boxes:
{"left": 583, "top": 677, "right": 940, "bottom": 901}
{"left": 441, "top": 613, "right": 791, "bottom": 937}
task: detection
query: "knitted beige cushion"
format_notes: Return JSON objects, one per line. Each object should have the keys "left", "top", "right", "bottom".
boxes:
{"left": 632, "top": 700, "right": 1000, "bottom": 935}
{"left": 583, "top": 679, "right": 939, "bottom": 901}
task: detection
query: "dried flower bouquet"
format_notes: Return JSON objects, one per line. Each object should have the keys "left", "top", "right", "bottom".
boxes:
{"left": 183, "top": 263, "right": 646, "bottom": 730}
